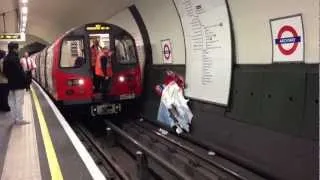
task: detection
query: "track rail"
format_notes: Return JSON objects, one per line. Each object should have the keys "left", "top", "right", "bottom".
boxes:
{"left": 104, "top": 119, "right": 267, "bottom": 180}
{"left": 73, "top": 123, "right": 131, "bottom": 180}
{"left": 72, "top": 118, "right": 268, "bottom": 180}
{"left": 105, "top": 121, "right": 194, "bottom": 180}
{"left": 130, "top": 119, "right": 267, "bottom": 180}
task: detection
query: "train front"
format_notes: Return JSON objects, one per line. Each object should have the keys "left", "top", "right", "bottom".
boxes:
{"left": 52, "top": 23, "right": 142, "bottom": 116}
{"left": 87, "top": 23, "right": 143, "bottom": 116}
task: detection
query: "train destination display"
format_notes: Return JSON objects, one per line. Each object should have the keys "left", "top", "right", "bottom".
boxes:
{"left": 174, "top": 0, "right": 232, "bottom": 105}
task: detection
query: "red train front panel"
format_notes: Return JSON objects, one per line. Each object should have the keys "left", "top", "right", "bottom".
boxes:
{"left": 48, "top": 23, "right": 143, "bottom": 109}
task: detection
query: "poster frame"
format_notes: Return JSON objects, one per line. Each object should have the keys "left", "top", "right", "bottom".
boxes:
{"left": 269, "top": 14, "right": 305, "bottom": 63}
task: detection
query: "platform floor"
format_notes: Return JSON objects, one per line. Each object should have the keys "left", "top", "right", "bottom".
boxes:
{"left": 1, "top": 92, "right": 41, "bottom": 180}
{"left": 0, "top": 83, "right": 105, "bottom": 180}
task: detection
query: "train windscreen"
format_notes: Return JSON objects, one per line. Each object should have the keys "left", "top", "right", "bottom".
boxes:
{"left": 115, "top": 35, "right": 137, "bottom": 65}
{"left": 60, "top": 38, "right": 85, "bottom": 68}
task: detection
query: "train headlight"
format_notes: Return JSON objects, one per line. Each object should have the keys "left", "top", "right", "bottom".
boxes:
{"left": 119, "top": 76, "right": 125, "bottom": 82}
{"left": 78, "top": 79, "right": 84, "bottom": 85}
{"left": 67, "top": 79, "right": 85, "bottom": 86}
{"left": 67, "top": 80, "right": 73, "bottom": 86}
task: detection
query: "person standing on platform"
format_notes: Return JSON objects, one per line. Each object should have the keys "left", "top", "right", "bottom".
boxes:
{"left": 3, "top": 42, "right": 29, "bottom": 125}
{"left": 20, "top": 51, "right": 36, "bottom": 91}
{"left": 0, "top": 50, "right": 10, "bottom": 112}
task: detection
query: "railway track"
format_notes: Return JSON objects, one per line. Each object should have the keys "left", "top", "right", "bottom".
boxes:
{"left": 72, "top": 118, "right": 268, "bottom": 180}
{"left": 104, "top": 119, "right": 267, "bottom": 180}
{"left": 73, "top": 122, "right": 134, "bottom": 180}
{"left": 127, "top": 119, "right": 267, "bottom": 180}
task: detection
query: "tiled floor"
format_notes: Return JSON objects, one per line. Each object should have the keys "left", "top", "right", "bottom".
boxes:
{"left": 0, "top": 111, "right": 13, "bottom": 177}
{"left": 0, "top": 93, "right": 41, "bottom": 180}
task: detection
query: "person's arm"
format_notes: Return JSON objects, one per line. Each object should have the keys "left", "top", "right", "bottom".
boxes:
{"left": 20, "top": 57, "right": 26, "bottom": 71}
{"left": 16, "top": 59, "right": 26, "bottom": 76}
{"left": 2, "top": 60, "right": 9, "bottom": 78}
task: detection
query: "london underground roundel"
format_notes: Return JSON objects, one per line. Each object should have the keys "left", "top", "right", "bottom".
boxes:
{"left": 271, "top": 15, "right": 304, "bottom": 62}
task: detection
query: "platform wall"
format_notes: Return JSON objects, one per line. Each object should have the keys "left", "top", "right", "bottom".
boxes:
{"left": 126, "top": 0, "right": 320, "bottom": 180}
{"left": 134, "top": 0, "right": 185, "bottom": 65}
{"left": 228, "top": 0, "right": 319, "bottom": 64}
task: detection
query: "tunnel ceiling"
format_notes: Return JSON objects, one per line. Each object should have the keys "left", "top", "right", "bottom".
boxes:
{"left": 0, "top": 0, "right": 19, "bottom": 33}
{"left": 27, "top": 0, "right": 133, "bottom": 43}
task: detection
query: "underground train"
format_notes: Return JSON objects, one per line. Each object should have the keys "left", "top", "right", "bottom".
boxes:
{"left": 30, "top": 22, "right": 143, "bottom": 116}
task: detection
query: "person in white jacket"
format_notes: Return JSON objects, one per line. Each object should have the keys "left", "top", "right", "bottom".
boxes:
{"left": 20, "top": 51, "right": 36, "bottom": 91}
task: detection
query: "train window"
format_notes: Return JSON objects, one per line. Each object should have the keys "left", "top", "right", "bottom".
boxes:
{"left": 115, "top": 35, "right": 137, "bottom": 64}
{"left": 60, "top": 38, "right": 85, "bottom": 68}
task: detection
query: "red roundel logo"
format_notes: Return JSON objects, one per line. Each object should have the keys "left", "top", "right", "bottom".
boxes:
{"left": 163, "top": 44, "right": 171, "bottom": 60}
{"left": 275, "top": 25, "right": 301, "bottom": 55}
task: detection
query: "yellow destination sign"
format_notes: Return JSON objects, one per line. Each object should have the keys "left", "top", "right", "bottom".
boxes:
{"left": 0, "top": 33, "right": 25, "bottom": 42}
{"left": 86, "top": 24, "right": 110, "bottom": 31}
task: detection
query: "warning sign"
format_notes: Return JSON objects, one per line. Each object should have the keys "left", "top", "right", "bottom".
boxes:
{"left": 161, "top": 39, "right": 173, "bottom": 64}
{"left": 270, "top": 14, "right": 304, "bottom": 63}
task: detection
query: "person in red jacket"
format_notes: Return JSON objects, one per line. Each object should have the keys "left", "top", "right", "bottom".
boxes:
{"left": 91, "top": 39, "right": 101, "bottom": 92}
{"left": 95, "top": 47, "right": 113, "bottom": 97}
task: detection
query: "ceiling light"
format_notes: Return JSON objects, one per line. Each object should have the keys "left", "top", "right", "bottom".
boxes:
{"left": 21, "top": 0, "right": 28, "bottom": 3}
{"left": 22, "top": 15, "right": 27, "bottom": 22}
{"left": 21, "top": 6, "right": 28, "bottom": 14}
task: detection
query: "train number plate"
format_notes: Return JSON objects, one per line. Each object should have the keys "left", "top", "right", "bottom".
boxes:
{"left": 92, "top": 103, "right": 121, "bottom": 115}
{"left": 120, "top": 94, "right": 135, "bottom": 100}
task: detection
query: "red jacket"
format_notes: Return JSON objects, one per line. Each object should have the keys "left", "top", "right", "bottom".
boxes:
{"left": 90, "top": 46, "right": 100, "bottom": 67}
{"left": 95, "top": 50, "right": 113, "bottom": 77}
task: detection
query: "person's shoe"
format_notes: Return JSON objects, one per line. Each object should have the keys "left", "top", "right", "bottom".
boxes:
{"left": 15, "top": 120, "right": 30, "bottom": 125}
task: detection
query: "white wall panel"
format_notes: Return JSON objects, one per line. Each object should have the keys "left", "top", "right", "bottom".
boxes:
{"left": 134, "top": 0, "right": 186, "bottom": 64}
{"left": 228, "top": 0, "right": 319, "bottom": 64}
{"left": 106, "top": 8, "right": 145, "bottom": 77}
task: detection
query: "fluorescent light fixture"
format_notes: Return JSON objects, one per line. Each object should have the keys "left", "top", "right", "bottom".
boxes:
{"left": 21, "top": 0, "right": 28, "bottom": 3}
{"left": 22, "top": 15, "right": 27, "bottom": 22}
{"left": 21, "top": 6, "right": 28, "bottom": 14}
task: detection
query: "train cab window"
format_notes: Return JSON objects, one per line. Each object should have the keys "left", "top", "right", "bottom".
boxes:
{"left": 60, "top": 38, "right": 85, "bottom": 68}
{"left": 115, "top": 36, "right": 137, "bottom": 64}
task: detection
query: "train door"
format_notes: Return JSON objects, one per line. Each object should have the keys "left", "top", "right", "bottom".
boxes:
{"left": 88, "top": 33, "right": 111, "bottom": 94}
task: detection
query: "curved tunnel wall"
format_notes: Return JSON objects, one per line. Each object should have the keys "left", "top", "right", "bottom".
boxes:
{"left": 20, "top": 0, "right": 319, "bottom": 179}
{"left": 109, "top": 0, "right": 319, "bottom": 180}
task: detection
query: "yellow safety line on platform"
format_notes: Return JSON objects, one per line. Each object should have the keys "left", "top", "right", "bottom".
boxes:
{"left": 31, "top": 88, "right": 64, "bottom": 180}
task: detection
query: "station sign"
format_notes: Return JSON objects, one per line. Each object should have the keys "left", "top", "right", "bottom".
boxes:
{"left": 85, "top": 24, "right": 110, "bottom": 31}
{"left": 0, "top": 33, "right": 26, "bottom": 42}
{"left": 270, "top": 14, "right": 304, "bottom": 63}
{"left": 161, "top": 39, "right": 173, "bottom": 64}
